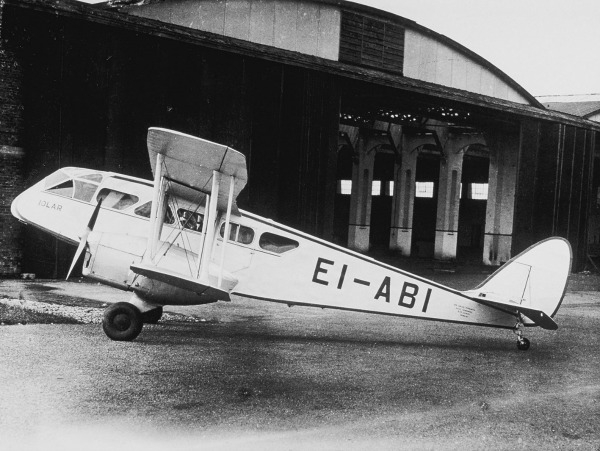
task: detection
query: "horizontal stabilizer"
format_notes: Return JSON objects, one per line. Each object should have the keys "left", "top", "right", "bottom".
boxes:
{"left": 147, "top": 127, "right": 247, "bottom": 212}
{"left": 468, "top": 295, "right": 558, "bottom": 330}
{"left": 131, "top": 263, "right": 231, "bottom": 303}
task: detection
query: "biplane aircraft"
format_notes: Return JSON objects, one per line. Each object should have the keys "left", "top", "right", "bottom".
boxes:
{"left": 11, "top": 128, "right": 572, "bottom": 350}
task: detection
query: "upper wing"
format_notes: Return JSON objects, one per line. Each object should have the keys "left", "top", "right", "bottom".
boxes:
{"left": 147, "top": 127, "right": 247, "bottom": 213}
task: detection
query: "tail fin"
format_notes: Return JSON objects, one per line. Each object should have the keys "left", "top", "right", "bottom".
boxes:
{"left": 464, "top": 238, "right": 571, "bottom": 328}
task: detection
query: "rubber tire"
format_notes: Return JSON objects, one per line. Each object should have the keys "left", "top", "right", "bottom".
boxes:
{"left": 102, "top": 302, "right": 143, "bottom": 341}
{"left": 517, "top": 337, "right": 530, "bottom": 351}
{"left": 142, "top": 307, "right": 163, "bottom": 324}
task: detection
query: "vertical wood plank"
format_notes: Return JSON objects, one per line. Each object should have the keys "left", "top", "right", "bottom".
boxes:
{"left": 274, "top": 1, "right": 297, "bottom": 52}
{"left": 296, "top": 2, "right": 319, "bottom": 56}
{"left": 249, "top": 0, "right": 275, "bottom": 46}
{"left": 316, "top": 5, "right": 340, "bottom": 60}
{"left": 198, "top": 0, "right": 226, "bottom": 35}
{"left": 224, "top": 0, "right": 251, "bottom": 41}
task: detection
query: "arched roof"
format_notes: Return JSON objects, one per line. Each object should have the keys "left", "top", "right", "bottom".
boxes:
{"left": 117, "top": 0, "right": 541, "bottom": 106}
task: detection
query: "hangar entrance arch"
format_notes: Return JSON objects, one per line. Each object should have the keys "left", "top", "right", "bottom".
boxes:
{"left": 412, "top": 147, "right": 442, "bottom": 257}
{"left": 458, "top": 148, "right": 490, "bottom": 261}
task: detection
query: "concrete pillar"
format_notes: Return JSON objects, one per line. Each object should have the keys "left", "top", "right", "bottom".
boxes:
{"left": 348, "top": 132, "right": 375, "bottom": 252}
{"left": 483, "top": 130, "right": 519, "bottom": 265}
{"left": 434, "top": 146, "right": 464, "bottom": 260}
{"left": 434, "top": 134, "right": 485, "bottom": 260}
{"left": 389, "top": 135, "right": 435, "bottom": 255}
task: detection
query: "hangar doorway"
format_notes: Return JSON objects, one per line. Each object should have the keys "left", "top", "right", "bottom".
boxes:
{"left": 458, "top": 149, "right": 489, "bottom": 261}
{"left": 333, "top": 143, "right": 354, "bottom": 245}
{"left": 412, "top": 147, "right": 441, "bottom": 257}
{"left": 369, "top": 151, "right": 396, "bottom": 249}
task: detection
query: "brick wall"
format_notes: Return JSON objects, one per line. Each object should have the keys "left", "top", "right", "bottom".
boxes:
{"left": 0, "top": 5, "right": 25, "bottom": 276}
{"left": 0, "top": 146, "right": 24, "bottom": 275}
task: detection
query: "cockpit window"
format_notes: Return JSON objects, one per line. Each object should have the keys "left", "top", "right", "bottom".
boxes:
{"left": 259, "top": 232, "right": 299, "bottom": 254}
{"left": 45, "top": 170, "right": 101, "bottom": 202}
{"left": 177, "top": 209, "right": 204, "bottom": 232}
{"left": 97, "top": 188, "right": 139, "bottom": 211}
{"left": 47, "top": 180, "right": 74, "bottom": 198}
{"left": 219, "top": 222, "right": 254, "bottom": 245}
{"left": 134, "top": 201, "right": 175, "bottom": 224}
{"left": 44, "top": 171, "right": 71, "bottom": 190}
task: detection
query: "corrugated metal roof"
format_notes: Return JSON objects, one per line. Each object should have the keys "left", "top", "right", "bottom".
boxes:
{"left": 543, "top": 101, "right": 600, "bottom": 119}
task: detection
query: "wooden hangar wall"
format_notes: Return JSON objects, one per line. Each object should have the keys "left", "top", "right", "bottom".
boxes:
{"left": 0, "top": 6, "right": 339, "bottom": 277}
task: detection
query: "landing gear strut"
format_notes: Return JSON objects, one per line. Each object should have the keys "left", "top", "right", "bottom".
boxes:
{"left": 103, "top": 302, "right": 143, "bottom": 341}
{"left": 142, "top": 306, "right": 163, "bottom": 324}
{"left": 513, "top": 319, "right": 530, "bottom": 351}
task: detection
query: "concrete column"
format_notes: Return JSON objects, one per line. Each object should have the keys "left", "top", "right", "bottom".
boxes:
{"left": 434, "top": 146, "right": 464, "bottom": 260}
{"left": 434, "top": 134, "right": 485, "bottom": 260}
{"left": 389, "top": 135, "right": 435, "bottom": 255}
{"left": 348, "top": 132, "right": 375, "bottom": 252}
{"left": 483, "top": 131, "right": 519, "bottom": 265}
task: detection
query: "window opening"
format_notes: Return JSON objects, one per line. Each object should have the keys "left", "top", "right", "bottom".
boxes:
{"left": 259, "top": 233, "right": 299, "bottom": 254}
{"left": 134, "top": 201, "right": 175, "bottom": 224}
{"left": 337, "top": 180, "right": 352, "bottom": 195}
{"left": 372, "top": 180, "right": 381, "bottom": 196}
{"left": 219, "top": 222, "right": 255, "bottom": 245}
{"left": 97, "top": 188, "right": 139, "bottom": 211}
{"left": 470, "top": 183, "right": 488, "bottom": 200}
{"left": 47, "top": 180, "right": 74, "bottom": 198}
{"left": 73, "top": 180, "right": 98, "bottom": 203}
{"left": 386, "top": 181, "right": 395, "bottom": 196}
{"left": 178, "top": 209, "right": 204, "bottom": 232}
{"left": 415, "top": 182, "right": 434, "bottom": 198}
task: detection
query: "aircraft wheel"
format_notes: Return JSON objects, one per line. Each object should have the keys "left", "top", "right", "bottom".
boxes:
{"left": 102, "top": 302, "right": 143, "bottom": 341}
{"left": 142, "top": 307, "right": 163, "bottom": 324}
{"left": 517, "top": 337, "right": 530, "bottom": 351}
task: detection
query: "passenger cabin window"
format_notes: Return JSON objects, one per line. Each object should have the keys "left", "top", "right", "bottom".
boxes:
{"left": 177, "top": 209, "right": 204, "bottom": 232}
{"left": 97, "top": 188, "right": 139, "bottom": 211}
{"left": 74, "top": 180, "right": 97, "bottom": 202}
{"left": 219, "top": 222, "right": 254, "bottom": 245}
{"left": 134, "top": 201, "right": 174, "bottom": 224}
{"left": 259, "top": 232, "right": 299, "bottom": 254}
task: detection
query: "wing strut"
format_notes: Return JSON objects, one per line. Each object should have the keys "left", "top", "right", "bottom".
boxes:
{"left": 218, "top": 175, "right": 235, "bottom": 288}
{"left": 146, "top": 152, "right": 165, "bottom": 263}
{"left": 195, "top": 193, "right": 210, "bottom": 278}
{"left": 198, "top": 170, "right": 221, "bottom": 282}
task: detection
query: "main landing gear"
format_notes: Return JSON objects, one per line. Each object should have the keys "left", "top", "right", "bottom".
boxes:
{"left": 102, "top": 302, "right": 144, "bottom": 341}
{"left": 102, "top": 303, "right": 164, "bottom": 341}
{"left": 513, "top": 320, "right": 530, "bottom": 351}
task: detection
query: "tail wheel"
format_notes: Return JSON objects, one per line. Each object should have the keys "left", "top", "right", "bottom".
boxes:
{"left": 517, "top": 337, "right": 530, "bottom": 351}
{"left": 142, "top": 307, "right": 163, "bottom": 324}
{"left": 102, "top": 302, "right": 143, "bottom": 341}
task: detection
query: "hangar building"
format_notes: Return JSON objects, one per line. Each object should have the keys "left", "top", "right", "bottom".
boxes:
{"left": 1, "top": 0, "right": 599, "bottom": 278}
